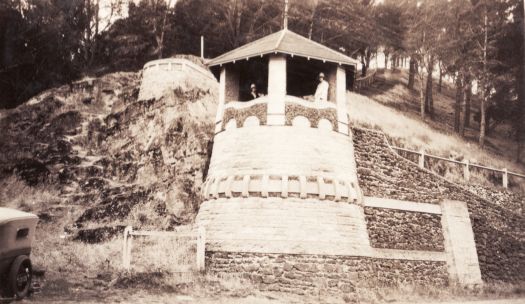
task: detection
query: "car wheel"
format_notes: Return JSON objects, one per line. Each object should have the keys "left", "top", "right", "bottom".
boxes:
{"left": 6, "top": 255, "right": 32, "bottom": 300}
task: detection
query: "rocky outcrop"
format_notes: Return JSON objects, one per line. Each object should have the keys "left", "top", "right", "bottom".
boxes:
{"left": 0, "top": 65, "right": 218, "bottom": 239}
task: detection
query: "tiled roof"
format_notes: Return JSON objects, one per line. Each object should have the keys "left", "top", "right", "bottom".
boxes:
{"left": 208, "top": 29, "right": 359, "bottom": 67}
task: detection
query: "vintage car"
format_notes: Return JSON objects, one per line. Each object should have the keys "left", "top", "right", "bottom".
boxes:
{"left": 0, "top": 208, "right": 38, "bottom": 300}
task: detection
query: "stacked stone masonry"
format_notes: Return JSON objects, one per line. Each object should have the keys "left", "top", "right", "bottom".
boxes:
{"left": 352, "top": 127, "right": 524, "bottom": 283}
{"left": 206, "top": 251, "right": 448, "bottom": 295}
{"left": 284, "top": 103, "right": 338, "bottom": 131}
{"left": 364, "top": 207, "right": 445, "bottom": 252}
{"left": 221, "top": 99, "right": 341, "bottom": 133}
{"left": 222, "top": 103, "right": 267, "bottom": 130}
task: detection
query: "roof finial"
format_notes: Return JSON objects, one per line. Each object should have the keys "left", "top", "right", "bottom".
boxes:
{"left": 283, "top": 0, "right": 289, "bottom": 29}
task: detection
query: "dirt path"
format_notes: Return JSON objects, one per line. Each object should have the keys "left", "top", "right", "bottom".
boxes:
{"left": 23, "top": 290, "right": 525, "bottom": 304}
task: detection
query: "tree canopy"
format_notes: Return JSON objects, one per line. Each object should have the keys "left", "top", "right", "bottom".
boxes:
{"left": 0, "top": 0, "right": 523, "bottom": 158}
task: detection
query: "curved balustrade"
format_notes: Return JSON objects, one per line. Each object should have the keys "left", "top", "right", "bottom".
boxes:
{"left": 222, "top": 99, "right": 268, "bottom": 130}
{"left": 220, "top": 95, "right": 341, "bottom": 133}
{"left": 285, "top": 98, "right": 338, "bottom": 131}
{"left": 203, "top": 174, "right": 362, "bottom": 203}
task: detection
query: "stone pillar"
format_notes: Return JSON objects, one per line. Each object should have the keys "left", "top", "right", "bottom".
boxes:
{"left": 327, "top": 67, "right": 337, "bottom": 102}
{"left": 267, "top": 54, "right": 286, "bottom": 126}
{"left": 336, "top": 66, "right": 349, "bottom": 135}
{"left": 441, "top": 200, "right": 483, "bottom": 286}
{"left": 215, "top": 67, "right": 226, "bottom": 133}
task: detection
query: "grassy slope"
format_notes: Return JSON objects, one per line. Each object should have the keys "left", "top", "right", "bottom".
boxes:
{"left": 348, "top": 70, "right": 525, "bottom": 190}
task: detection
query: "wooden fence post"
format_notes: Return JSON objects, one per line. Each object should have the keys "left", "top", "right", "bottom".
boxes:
{"left": 196, "top": 226, "right": 206, "bottom": 271}
{"left": 463, "top": 160, "right": 470, "bottom": 182}
{"left": 502, "top": 168, "right": 508, "bottom": 189}
{"left": 419, "top": 149, "right": 425, "bottom": 169}
{"left": 123, "top": 226, "right": 133, "bottom": 270}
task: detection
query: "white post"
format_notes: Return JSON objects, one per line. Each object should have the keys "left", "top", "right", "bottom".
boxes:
{"left": 335, "top": 65, "right": 349, "bottom": 135}
{"left": 419, "top": 149, "right": 425, "bottom": 169}
{"left": 215, "top": 67, "right": 226, "bottom": 133}
{"left": 201, "top": 36, "right": 204, "bottom": 59}
{"left": 197, "top": 226, "right": 206, "bottom": 271}
{"left": 463, "top": 160, "right": 470, "bottom": 182}
{"left": 502, "top": 168, "right": 508, "bottom": 189}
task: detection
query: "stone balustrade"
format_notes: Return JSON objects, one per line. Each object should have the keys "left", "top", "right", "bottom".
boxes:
{"left": 220, "top": 95, "right": 343, "bottom": 134}
{"left": 203, "top": 174, "right": 361, "bottom": 203}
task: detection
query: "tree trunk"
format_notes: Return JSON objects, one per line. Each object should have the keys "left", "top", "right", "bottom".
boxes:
{"left": 454, "top": 74, "right": 463, "bottom": 133}
{"left": 365, "top": 48, "right": 372, "bottom": 73}
{"left": 464, "top": 74, "right": 472, "bottom": 128}
{"left": 384, "top": 52, "right": 389, "bottom": 69}
{"left": 480, "top": 82, "right": 487, "bottom": 147}
{"left": 419, "top": 69, "right": 425, "bottom": 120}
{"left": 438, "top": 64, "right": 443, "bottom": 93}
{"left": 479, "top": 10, "right": 488, "bottom": 148}
{"left": 408, "top": 57, "right": 416, "bottom": 90}
{"left": 517, "top": 0, "right": 525, "bottom": 162}
{"left": 392, "top": 56, "right": 397, "bottom": 70}
{"left": 425, "top": 54, "right": 434, "bottom": 118}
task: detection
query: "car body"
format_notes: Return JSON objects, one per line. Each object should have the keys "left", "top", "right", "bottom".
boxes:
{"left": 0, "top": 208, "right": 39, "bottom": 299}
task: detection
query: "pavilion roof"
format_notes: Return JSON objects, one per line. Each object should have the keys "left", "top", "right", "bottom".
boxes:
{"left": 207, "top": 29, "right": 359, "bottom": 67}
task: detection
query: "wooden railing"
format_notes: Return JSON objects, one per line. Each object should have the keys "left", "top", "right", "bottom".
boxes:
{"left": 391, "top": 146, "right": 525, "bottom": 188}
{"left": 354, "top": 70, "right": 377, "bottom": 92}
{"left": 122, "top": 225, "right": 205, "bottom": 271}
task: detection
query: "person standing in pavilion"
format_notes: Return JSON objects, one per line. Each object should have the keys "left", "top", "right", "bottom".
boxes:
{"left": 314, "top": 72, "right": 329, "bottom": 103}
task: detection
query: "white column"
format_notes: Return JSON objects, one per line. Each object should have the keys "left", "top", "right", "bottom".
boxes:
{"left": 441, "top": 200, "right": 483, "bottom": 286}
{"left": 267, "top": 54, "right": 287, "bottom": 126}
{"left": 214, "top": 67, "right": 226, "bottom": 133}
{"left": 336, "top": 65, "right": 349, "bottom": 135}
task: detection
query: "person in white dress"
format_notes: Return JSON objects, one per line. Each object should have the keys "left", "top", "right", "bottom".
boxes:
{"left": 314, "top": 72, "right": 329, "bottom": 103}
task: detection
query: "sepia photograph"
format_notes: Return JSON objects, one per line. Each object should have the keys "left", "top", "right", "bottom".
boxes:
{"left": 0, "top": 0, "right": 524, "bottom": 303}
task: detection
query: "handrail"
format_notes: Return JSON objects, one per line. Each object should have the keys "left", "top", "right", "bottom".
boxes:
{"left": 390, "top": 146, "right": 525, "bottom": 188}
{"left": 284, "top": 96, "right": 337, "bottom": 110}
{"left": 355, "top": 70, "right": 377, "bottom": 82}
{"left": 223, "top": 97, "right": 268, "bottom": 109}
{"left": 354, "top": 70, "right": 377, "bottom": 91}
{"left": 122, "top": 225, "right": 205, "bottom": 271}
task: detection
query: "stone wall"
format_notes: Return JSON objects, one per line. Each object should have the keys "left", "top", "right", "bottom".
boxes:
{"left": 197, "top": 197, "right": 370, "bottom": 256}
{"left": 138, "top": 58, "right": 216, "bottom": 101}
{"left": 352, "top": 127, "right": 525, "bottom": 283}
{"left": 206, "top": 251, "right": 448, "bottom": 296}
{"left": 364, "top": 207, "right": 444, "bottom": 251}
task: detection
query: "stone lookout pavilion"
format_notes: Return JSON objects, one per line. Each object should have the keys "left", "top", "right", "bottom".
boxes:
{"left": 208, "top": 28, "right": 358, "bottom": 135}
{"left": 197, "top": 29, "right": 367, "bottom": 255}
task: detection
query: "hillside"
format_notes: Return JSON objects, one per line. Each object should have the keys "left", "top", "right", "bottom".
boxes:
{"left": 350, "top": 70, "right": 525, "bottom": 192}
{"left": 0, "top": 66, "right": 523, "bottom": 302}
{"left": 0, "top": 67, "right": 218, "bottom": 239}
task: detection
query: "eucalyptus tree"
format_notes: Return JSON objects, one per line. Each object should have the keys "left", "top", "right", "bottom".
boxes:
{"left": 404, "top": 0, "right": 444, "bottom": 119}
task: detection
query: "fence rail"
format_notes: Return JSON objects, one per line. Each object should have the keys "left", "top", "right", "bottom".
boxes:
{"left": 122, "top": 225, "right": 205, "bottom": 271}
{"left": 354, "top": 70, "right": 377, "bottom": 91}
{"left": 391, "top": 146, "right": 525, "bottom": 188}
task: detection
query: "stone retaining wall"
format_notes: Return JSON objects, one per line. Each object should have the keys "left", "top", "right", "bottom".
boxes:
{"left": 364, "top": 207, "right": 445, "bottom": 251}
{"left": 353, "top": 127, "right": 525, "bottom": 283}
{"left": 207, "top": 251, "right": 448, "bottom": 296}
